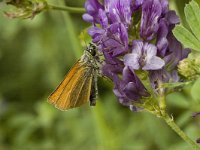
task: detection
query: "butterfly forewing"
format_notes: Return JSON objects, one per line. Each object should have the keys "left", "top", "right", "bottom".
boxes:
{"left": 48, "top": 60, "right": 93, "bottom": 110}
{"left": 58, "top": 67, "right": 92, "bottom": 109}
{"left": 48, "top": 61, "right": 82, "bottom": 102}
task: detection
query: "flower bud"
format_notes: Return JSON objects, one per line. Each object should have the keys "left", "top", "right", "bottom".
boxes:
{"left": 178, "top": 56, "right": 200, "bottom": 79}
{"left": 4, "top": 0, "right": 48, "bottom": 19}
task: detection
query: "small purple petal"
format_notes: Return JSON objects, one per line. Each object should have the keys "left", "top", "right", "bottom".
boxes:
{"left": 140, "top": 0, "right": 162, "bottom": 40}
{"left": 159, "top": 0, "right": 168, "bottom": 14}
{"left": 124, "top": 82, "right": 141, "bottom": 100}
{"left": 88, "top": 27, "right": 105, "bottom": 36}
{"left": 124, "top": 40, "right": 143, "bottom": 70}
{"left": 82, "top": 14, "right": 94, "bottom": 22}
{"left": 165, "top": 10, "right": 180, "bottom": 25}
{"left": 104, "top": 38, "right": 122, "bottom": 48}
{"left": 157, "top": 38, "right": 168, "bottom": 56}
{"left": 124, "top": 54, "right": 140, "bottom": 70}
{"left": 132, "top": 40, "right": 143, "bottom": 55}
{"left": 143, "top": 56, "right": 165, "bottom": 70}
{"left": 83, "top": 0, "right": 104, "bottom": 24}
{"left": 88, "top": 27, "right": 105, "bottom": 43}
{"left": 157, "top": 19, "right": 168, "bottom": 40}
{"left": 143, "top": 42, "right": 157, "bottom": 57}
{"left": 113, "top": 88, "right": 131, "bottom": 106}
{"left": 122, "top": 66, "right": 135, "bottom": 83}
{"left": 192, "top": 112, "right": 200, "bottom": 117}
{"left": 103, "top": 51, "right": 124, "bottom": 65}
{"left": 122, "top": 67, "right": 150, "bottom": 97}
{"left": 98, "top": 9, "right": 108, "bottom": 28}
{"left": 165, "top": 32, "right": 190, "bottom": 70}
{"left": 112, "top": 47, "right": 127, "bottom": 56}
{"left": 125, "top": 41, "right": 165, "bottom": 70}
{"left": 85, "top": 0, "right": 103, "bottom": 14}
{"left": 105, "top": 0, "right": 132, "bottom": 26}
{"left": 142, "top": 43, "right": 163, "bottom": 70}
{"left": 171, "top": 70, "right": 179, "bottom": 82}
{"left": 157, "top": 19, "right": 169, "bottom": 56}
{"left": 102, "top": 23, "right": 129, "bottom": 56}
{"left": 112, "top": 66, "right": 150, "bottom": 106}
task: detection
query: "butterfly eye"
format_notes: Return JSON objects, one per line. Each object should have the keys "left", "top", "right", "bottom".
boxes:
{"left": 87, "top": 43, "right": 97, "bottom": 56}
{"left": 90, "top": 48, "right": 96, "bottom": 56}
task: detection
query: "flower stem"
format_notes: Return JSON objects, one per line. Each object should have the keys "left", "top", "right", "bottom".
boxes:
{"left": 159, "top": 95, "right": 166, "bottom": 116}
{"left": 47, "top": 4, "right": 85, "bottom": 13}
{"left": 162, "top": 113, "right": 200, "bottom": 150}
{"left": 143, "top": 96, "right": 200, "bottom": 149}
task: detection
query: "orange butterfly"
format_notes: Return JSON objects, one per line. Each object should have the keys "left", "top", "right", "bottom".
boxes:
{"left": 48, "top": 43, "right": 99, "bottom": 110}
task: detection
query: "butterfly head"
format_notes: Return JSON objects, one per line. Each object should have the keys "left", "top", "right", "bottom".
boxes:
{"left": 86, "top": 43, "right": 97, "bottom": 56}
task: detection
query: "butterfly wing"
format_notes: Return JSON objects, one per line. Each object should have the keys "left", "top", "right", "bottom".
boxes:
{"left": 48, "top": 60, "right": 93, "bottom": 110}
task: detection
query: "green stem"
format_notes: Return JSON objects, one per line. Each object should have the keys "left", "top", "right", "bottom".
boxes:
{"left": 159, "top": 95, "right": 166, "bottom": 116}
{"left": 157, "top": 80, "right": 166, "bottom": 116}
{"left": 48, "top": 4, "right": 85, "bottom": 13}
{"left": 142, "top": 96, "right": 200, "bottom": 149}
{"left": 162, "top": 113, "right": 200, "bottom": 150}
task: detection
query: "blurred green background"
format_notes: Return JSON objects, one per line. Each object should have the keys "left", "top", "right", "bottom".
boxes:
{"left": 0, "top": 0, "right": 200, "bottom": 150}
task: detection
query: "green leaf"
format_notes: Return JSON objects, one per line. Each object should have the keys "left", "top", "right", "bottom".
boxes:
{"left": 191, "top": 77, "right": 200, "bottom": 102}
{"left": 185, "top": 0, "right": 200, "bottom": 41}
{"left": 173, "top": 25, "right": 200, "bottom": 51}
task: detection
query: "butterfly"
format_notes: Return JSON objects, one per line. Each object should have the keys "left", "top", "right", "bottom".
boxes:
{"left": 48, "top": 43, "right": 100, "bottom": 110}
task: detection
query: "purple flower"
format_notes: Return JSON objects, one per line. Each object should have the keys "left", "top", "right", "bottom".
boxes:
{"left": 82, "top": 0, "right": 103, "bottom": 24}
{"left": 150, "top": 32, "right": 190, "bottom": 94}
{"left": 160, "top": 0, "right": 169, "bottom": 15}
{"left": 165, "top": 10, "right": 180, "bottom": 25}
{"left": 148, "top": 7, "right": 189, "bottom": 95}
{"left": 164, "top": 32, "right": 190, "bottom": 70}
{"left": 124, "top": 40, "right": 165, "bottom": 70}
{"left": 104, "top": 0, "right": 132, "bottom": 26}
{"left": 103, "top": 23, "right": 129, "bottom": 56}
{"left": 102, "top": 61, "right": 124, "bottom": 80}
{"left": 192, "top": 112, "right": 200, "bottom": 118}
{"left": 156, "top": 19, "right": 169, "bottom": 57}
{"left": 113, "top": 67, "right": 150, "bottom": 106}
{"left": 140, "top": 0, "right": 162, "bottom": 41}
{"left": 89, "top": 22, "right": 129, "bottom": 57}
{"left": 88, "top": 27, "right": 106, "bottom": 43}
{"left": 149, "top": 69, "right": 179, "bottom": 94}
{"left": 83, "top": 0, "right": 190, "bottom": 110}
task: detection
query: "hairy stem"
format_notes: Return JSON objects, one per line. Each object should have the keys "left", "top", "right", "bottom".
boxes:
{"left": 143, "top": 95, "right": 200, "bottom": 149}
{"left": 162, "top": 113, "right": 200, "bottom": 150}
{"left": 159, "top": 95, "right": 166, "bottom": 115}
